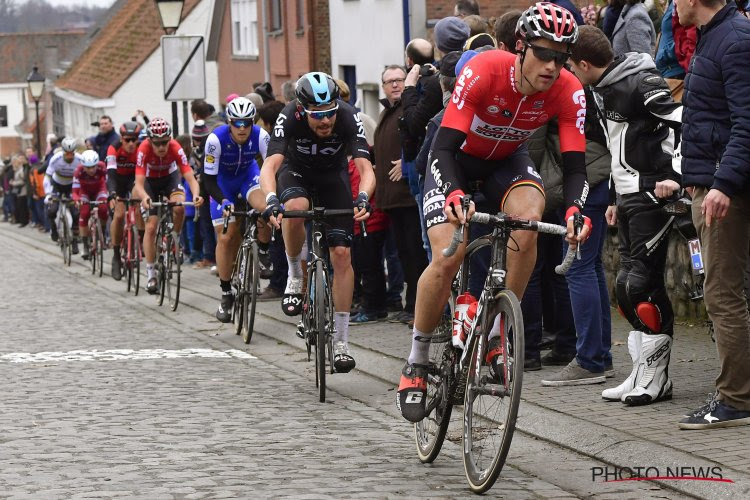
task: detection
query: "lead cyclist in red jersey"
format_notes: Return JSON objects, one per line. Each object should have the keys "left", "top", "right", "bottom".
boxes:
{"left": 398, "top": 2, "right": 593, "bottom": 422}
{"left": 133, "top": 118, "right": 203, "bottom": 294}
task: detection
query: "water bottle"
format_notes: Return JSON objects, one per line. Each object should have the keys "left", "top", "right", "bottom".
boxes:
{"left": 452, "top": 293, "right": 476, "bottom": 349}
{"left": 462, "top": 300, "right": 478, "bottom": 343}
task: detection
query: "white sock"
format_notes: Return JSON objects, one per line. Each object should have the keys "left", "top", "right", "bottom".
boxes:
{"left": 286, "top": 252, "right": 303, "bottom": 279}
{"left": 488, "top": 314, "right": 500, "bottom": 340}
{"left": 146, "top": 263, "right": 155, "bottom": 280}
{"left": 334, "top": 312, "right": 350, "bottom": 343}
{"left": 408, "top": 327, "right": 432, "bottom": 365}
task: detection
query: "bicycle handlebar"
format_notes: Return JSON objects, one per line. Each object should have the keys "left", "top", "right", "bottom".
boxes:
{"left": 283, "top": 208, "right": 368, "bottom": 238}
{"left": 150, "top": 201, "right": 195, "bottom": 207}
{"left": 221, "top": 208, "right": 260, "bottom": 234}
{"left": 442, "top": 211, "right": 578, "bottom": 275}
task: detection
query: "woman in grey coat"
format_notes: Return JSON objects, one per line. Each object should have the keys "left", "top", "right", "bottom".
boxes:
{"left": 612, "top": 0, "right": 656, "bottom": 56}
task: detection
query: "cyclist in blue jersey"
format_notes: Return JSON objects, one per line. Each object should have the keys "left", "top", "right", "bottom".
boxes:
{"left": 201, "top": 97, "right": 271, "bottom": 322}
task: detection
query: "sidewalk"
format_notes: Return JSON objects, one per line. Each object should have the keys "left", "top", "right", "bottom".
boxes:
{"left": 6, "top": 220, "right": 750, "bottom": 498}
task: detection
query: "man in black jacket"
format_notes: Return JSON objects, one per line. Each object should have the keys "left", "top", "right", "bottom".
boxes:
{"left": 569, "top": 25, "right": 683, "bottom": 405}
{"left": 92, "top": 116, "right": 120, "bottom": 164}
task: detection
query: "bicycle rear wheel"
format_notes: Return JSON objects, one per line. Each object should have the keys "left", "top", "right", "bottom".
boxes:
{"left": 315, "top": 260, "right": 326, "bottom": 403}
{"left": 96, "top": 221, "right": 105, "bottom": 277}
{"left": 90, "top": 222, "right": 97, "bottom": 276}
{"left": 167, "top": 233, "right": 181, "bottom": 311}
{"left": 157, "top": 233, "right": 167, "bottom": 306}
{"left": 61, "top": 218, "right": 71, "bottom": 266}
{"left": 133, "top": 225, "right": 141, "bottom": 296}
{"left": 415, "top": 314, "right": 454, "bottom": 463}
{"left": 242, "top": 243, "right": 260, "bottom": 344}
{"left": 462, "top": 289, "right": 524, "bottom": 494}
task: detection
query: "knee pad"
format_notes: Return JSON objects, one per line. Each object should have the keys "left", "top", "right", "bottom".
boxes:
{"left": 636, "top": 302, "right": 662, "bottom": 333}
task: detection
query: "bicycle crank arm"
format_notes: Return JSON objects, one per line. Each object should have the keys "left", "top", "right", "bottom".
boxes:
{"left": 471, "top": 382, "right": 509, "bottom": 398}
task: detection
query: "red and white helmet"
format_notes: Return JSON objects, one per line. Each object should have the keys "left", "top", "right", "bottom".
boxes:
{"left": 516, "top": 2, "right": 579, "bottom": 45}
{"left": 147, "top": 117, "right": 172, "bottom": 139}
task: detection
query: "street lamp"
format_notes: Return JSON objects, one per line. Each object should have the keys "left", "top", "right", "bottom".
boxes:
{"left": 154, "top": 0, "right": 184, "bottom": 34}
{"left": 26, "top": 66, "right": 45, "bottom": 160}
{"left": 154, "top": 0, "right": 185, "bottom": 136}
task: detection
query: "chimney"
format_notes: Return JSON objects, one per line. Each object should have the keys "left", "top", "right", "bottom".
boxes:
{"left": 44, "top": 45, "right": 59, "bottom": 77}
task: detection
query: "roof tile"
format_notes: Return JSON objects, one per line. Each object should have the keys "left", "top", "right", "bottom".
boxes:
{"left": 0, "top": 31, "right": 87, "bottom": 84}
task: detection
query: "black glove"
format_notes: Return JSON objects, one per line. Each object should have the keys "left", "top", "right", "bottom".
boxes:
{"left": 354, "top": 191, "right": 371, "bottom": 215}
{"left": 262, "top": 193, "right": 282, "bottom": 221}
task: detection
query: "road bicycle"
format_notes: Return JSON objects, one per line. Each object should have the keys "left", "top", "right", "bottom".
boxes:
{"left": 222, "top": 208, "right": 262, "bottom": 344}
{"left": 119, "top": 198, "right": 143, "bottom": 295}
{"left": 49, "top": 194, "right": 75, "bottom": 267}
{"left": 414, "top": 198, "right": 577, "bottom": 493}
{"left": 83, "top": 200, "right": 107, "bottom": 278}
{"left": 284, "top": 204, "right": 363, "bottom": 403}
{"left": 151, "top": 200, "right": 193, "bottom": 311}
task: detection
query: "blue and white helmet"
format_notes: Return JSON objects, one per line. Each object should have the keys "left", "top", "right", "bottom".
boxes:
{"left": 295, "top": 72, "right": 339, "bottom": 108}
{"left": 226, "top": 97, "right": 256, "bottom": 121}
{"left": 80, "top": 149, "right": 99, "bottom": 167}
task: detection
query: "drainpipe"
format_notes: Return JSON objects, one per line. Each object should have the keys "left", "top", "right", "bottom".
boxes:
{"left": 261, "top": 0, "right": 271, "bottom": 82}
{"left": 402, "top": 0, "right": 411, "bottom": 47}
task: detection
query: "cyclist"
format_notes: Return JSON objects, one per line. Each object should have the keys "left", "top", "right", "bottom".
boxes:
{"left": 133, "top": 118, "right": 203, "bottom": 294}
{"left": 201, "top": 97, "right": 272, "bottom": 322}
{"left": 107, "top": 121, "right": 143, "bottom": 280}
{"left": 72, "top": 150, "right": 109, "bottom": 260}
{"left": 260, "top": 72, "right": 374, "bottom": 373}
{"left": 397, "top": 2, "right": 592, "bottom": 422}
{"left": 44, "top": 137, "right": 82, "bottom": 254}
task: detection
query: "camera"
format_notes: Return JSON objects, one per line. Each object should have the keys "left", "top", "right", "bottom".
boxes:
{"left": 419, "top": 63, "right": 437, "bottom": 77}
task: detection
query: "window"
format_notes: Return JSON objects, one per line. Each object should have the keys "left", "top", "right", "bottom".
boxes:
{"left": 270, "top": 0, "right": 282, "bottom": 32}
{"left": 231, "top": 0, "right": 259, "bottom": 56}
{"left": 296, "top": 0, "right": 304, "bottom": 31}
{"left": 0, "top": 105, "right": 7, "bottom": 127}
{"left": 341, "top": 65, "right": 357, "bottom": 106}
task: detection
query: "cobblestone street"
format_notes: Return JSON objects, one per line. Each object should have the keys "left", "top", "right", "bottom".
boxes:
{"left": 0, "top": 222, "right": 740, "bottom": 499}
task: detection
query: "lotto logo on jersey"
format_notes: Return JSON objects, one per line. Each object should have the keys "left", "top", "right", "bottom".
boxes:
{"left": 470, "top": 117, "right": 534, "bottom": 142}
{"left": 572, "top": 89, "right": 587, "bottom": 135}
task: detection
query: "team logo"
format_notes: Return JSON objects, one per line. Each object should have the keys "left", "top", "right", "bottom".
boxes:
{"left": 539, "top": 113, "right": 548, "bottom": 122}
{"left": 207, "top": 144, "right": 217, "bottom": 154}
{"left": 502, "top": 109, "right": 513, "bottom": 118}
{"left": 533, "top": 100, "right": 544, "bottom": 109}
{"left": 486, "top": 105, "right": 500, "bottom": 114}
{"left": 205, "top": 154, "right": 215, "bottom": 163}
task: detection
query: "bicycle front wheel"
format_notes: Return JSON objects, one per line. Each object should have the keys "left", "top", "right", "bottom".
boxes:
{"left": 90, "top": 222, "right": 97, "bottom": 276}
{"left": 415, "top": 314, "right": 454, "bottom": 463}
{"left": 242, "top": 243, "right": 260, "bottom": 344}
{"left": 462, "top": 289, "right": 524, "bottom": 494}
{"left": 315, "top": 260, "right": 327, "bottom": 403}
{"left": 233, "top": 246, "right": 247, "bottom": 336}
{"left": 61, "top": 219, "right": 71, "bottom": 266}
{"left": 167, "top": 233, "right": 181, "bottom": 311}
{"left": 133, "top": 225, "right": 142, "bottom": 296}
{"left": 157, "top": 234, "right": 166, "bottom": 306}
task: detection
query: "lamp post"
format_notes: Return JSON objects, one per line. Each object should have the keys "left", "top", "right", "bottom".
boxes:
{"left": 155, "top": 0, "right": 185, "bottom": 136}
{"left": 26, "top": 66, "right": 45, "bottom": 160}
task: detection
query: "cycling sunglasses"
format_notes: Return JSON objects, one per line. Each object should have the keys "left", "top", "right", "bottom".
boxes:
{"left": 230, "top": 119, "right": 252, "bottom": 129}
{"left": 151, "top": 139, "right": 170, "bottom": 147}
{"left": 526, "top": 43, "right": 571, "bottom": 66}
{"left": 122, "top": 137, "right": 138, "bottom": 143}
{"left": 304, "top": 105, "right": 338, "bottom": 120}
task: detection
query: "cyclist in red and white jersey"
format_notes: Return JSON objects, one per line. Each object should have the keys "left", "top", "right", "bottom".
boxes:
{"left": 133, "top": 118, "right": 203, "bottom": 294}
{"left": 72, "top": 150, "right": 108, "bottom": 260}
{"left": 398, "top": 2, "right": 593, "bottom": 422}
{"left": 107, "top": 121, "right": 142, "bottom": 281}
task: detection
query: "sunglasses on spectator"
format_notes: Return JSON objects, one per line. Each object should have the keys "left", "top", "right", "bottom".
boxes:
{"left": 526, "top": 43, "right": 571, "bottom": 66}
{"left": 122, "top": 137, "right": 138, "bottom": 143}
{"left": 151, "top": 139, "right": 170, "bottom": 147}
{"left": 304, "top": 105, "right": 338, "bottom": 120}
{"left": 383, "top": 78, "right": 406, "bottom": 86}
{"left": 230, "top": 119, "right": 252, "bottom": 129}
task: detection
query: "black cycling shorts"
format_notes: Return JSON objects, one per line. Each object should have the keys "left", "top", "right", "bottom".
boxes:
{"left": 276, "top": 161, "right": 353, "bottom": 248}
{"left": 113, "top": 173, "right": 135, "bottom": 199}
{"left": 144, "top": 171, "right": 184, "bottom": 216}
{"left": 422, "top": 143, "right": 544, "bottom": 229}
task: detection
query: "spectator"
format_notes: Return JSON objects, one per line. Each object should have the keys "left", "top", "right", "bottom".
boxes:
{"left": 244, "top": 92, "right": 264, "bottom": 111}
{"left": 1, "top": 156, "right": 15, "bottom": 222}
{"left": 190, "top": 120, "right": 217, "bottom": 270}
{"left": 612, "top": 0, "right": 657, "bottom": 56}
{"left": 462, "top": 14, "right": 490, "bottom": 36}
{"left": 553, "top": 0, "right": 587, "bottom": 25}
{"left": 401, "top": 38, "right": 441, "bottom": 162}
{"left": 10, "top": 155, "right": 29, "bottom": 227}
{"left": 281, "top": 80, "right": 296, "bottom": 103}
{"left": 433, "top": 17, "right": 471, "bottom": 54}
{"left": 568, "top": 26, "right": 682, "bottom": 394}
{"left": 454, "top": 0, "right": 479, "bottom": 17}
{"left": 374, "top": 64, "right": 428, "bottom": 325}
{"left": 602, "top": 0, "right": 625, "bottom": 38}
{"left": 190, "top": 100, "right": 225, "bottom": 131}
{"left": 29, "top": 157, "right": 47, "bottom": 232}
{"left": 175, "top": 135, "right": 200, "bottom": 263}
{"left": 44, "top": 135, "right": 59, "bottom": 165}
{"left": 676, "top": 0, "right": 750, "bottom": 429}
{"left": 92, "top": 116, "right": 120, "bottom": 164}
{"left": 494, "top": 10, "right": 523, "bottom": 52}
{"left": 655, "top": 0, "right": 686, "bottom": 79}
{"left": 673, "top": 5, "right": 697, "bottom": 74}
{"left": 463, "top": 32, "right": 497, "bottom": 50}
{"left": 253, "top": 82, "right": 275, "bottom": 103}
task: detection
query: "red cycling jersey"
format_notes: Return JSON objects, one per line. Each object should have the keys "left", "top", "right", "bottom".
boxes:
{"left": 106, "top": 143, "right": 138, "bottom": 176}
{"left": 72, "top": 163, "right": 108, "bottom": 201}
{"left": 441, "top": 49, "right": 586, "bottom": 159}
{"left": 135, "top": 139, "right": 191, "bottom": 179}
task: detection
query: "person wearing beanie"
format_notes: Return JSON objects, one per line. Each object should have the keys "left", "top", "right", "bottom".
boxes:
{"left": 433, "top": 16, "right": 471, "bottom": 53}
{"left": 191, "top": 119, "right": 217, "bottom": 271}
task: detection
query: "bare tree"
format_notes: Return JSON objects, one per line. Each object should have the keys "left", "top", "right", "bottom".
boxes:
{"left": 0, "top": 0, "right": 108, "bottom": 33}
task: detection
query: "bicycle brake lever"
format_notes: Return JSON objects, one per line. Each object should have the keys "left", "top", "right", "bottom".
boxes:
{"left": 573, "top": 212, "right": 583, "bottom": 260}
